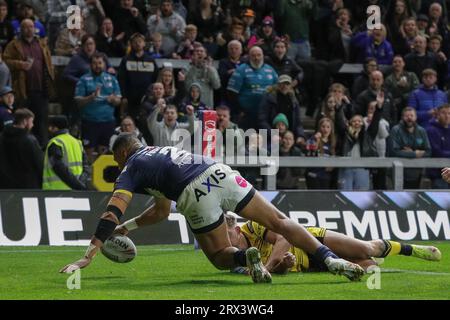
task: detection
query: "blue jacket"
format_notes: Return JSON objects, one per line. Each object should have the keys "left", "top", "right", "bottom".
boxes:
{"left": 11, "top": 19, "right": 46, "bottom": 38}
{"left": 408, "top": 85, "right": 448, "bottom": 127}
{"left": 426, "top": 120, "right": 450, "bottom": 179}
{"left": 351, "top": 32, "right": 394, "bottom": 65}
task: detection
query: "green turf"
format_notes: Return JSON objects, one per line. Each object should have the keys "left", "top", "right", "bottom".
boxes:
{"left": 0, "top": 242, "right": 449, "bottom": 300}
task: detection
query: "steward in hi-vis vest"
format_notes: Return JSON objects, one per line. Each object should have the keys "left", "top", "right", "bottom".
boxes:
{"left": 43, "top": 116, "right": 87, "bottom": 190}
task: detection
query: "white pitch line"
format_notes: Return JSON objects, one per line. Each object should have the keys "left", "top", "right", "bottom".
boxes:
{"left": 381, "top": 268, "right": 450, "bottom": 276}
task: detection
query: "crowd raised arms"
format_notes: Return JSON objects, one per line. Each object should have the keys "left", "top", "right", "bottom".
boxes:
{"left": 0, "top": 0, "right": 450, "bottom": 191}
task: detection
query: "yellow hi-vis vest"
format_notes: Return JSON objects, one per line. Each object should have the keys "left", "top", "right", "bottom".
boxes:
{"left": 42, "top": 133, "right": 83, "bottom": 190}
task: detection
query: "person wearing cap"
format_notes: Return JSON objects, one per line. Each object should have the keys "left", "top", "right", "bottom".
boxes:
{"left": 241, "top": 9, "right": 256, "bottom": 41}
{"left": 259, "top": 74, "right": 306, "bottom": 148}
{"left": 227, "top": 46, "right": 278, "bottom": 130}
{"left": 247, "top": 16, "right": 279, "bottom": 55}
{"left": 147, "top": 0, "right": 186, "bottom": 56}
{"left": 42, "top": 115, "right": 88, "bottom": 190}
{"left": 0, "top": 108, "right": 43, "bottom": 189}
{"left": 0, "top": 86, "right": 14, "bottom": 132}
{"left": 118, "top": 32, "right": 156, "bottom": 121}
{"left": 417, "top": 14, "right": 429, "bottom": 36}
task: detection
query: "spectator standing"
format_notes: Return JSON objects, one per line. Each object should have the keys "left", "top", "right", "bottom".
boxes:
{"left": 185, "top": 45, "right": 221, "bottom": 109}
{"left": 426, "top": 104, "right": 450, "bottom": 188}
{"left": 95, "top": 17, "right": 127, "bottom": 58}
{"left": 384, "top": 55, "right": 420, "bottom": 120}
{"left": 118, "top": 32, "right": 156, "bottom": 121}
{"left": 389, "top": 107, "right": 431, "bottom": 189}
{"left": 350, "top": 25, "right": 394, "bottom": 65}
{"left": 404, "top": 35, "right": 441, "bottom": 80}
{"left": 187, "top": 0, "right": 224, "bottom": 57}
{"left": 266, "top": 39, "right": 304, "bottom": 88}
{"left": 0, "top": 86, "right": 14, "bottom": 132}
{"left": 3, "top": 19, "right": 55, "bottom": 147}
{"left": 147, "top": 0, "right": 186, "bottom": 56}
{"left": 336, "top": 104, "right": 383, "bottom": 191}
{"left": 74, "top": 53, "right": 121, "bottom": 160}
{"left": 258, "top": 75, "right": 305, "bottom": 148}
{"left": 327, "top": 8, "right": 353, "bottom": 63}
{"left": 109, "top": 116, "right": 147, "bottom": 152}
{"left": 11, "top": 1, "right": 46, "bottom": 38}
{"left": 227, "top": 46, "right": 278, "bottom": 130}
{"left": 408, "top": 68, "right": 447, "bottom": 127}
{"left": 147, "top": 102, "right": 194, "bottom": 147}
{"left": 55, "top": 20, "right": 87, "bottom": 57}
{"left": 276, "top": 0, "right": 317, "bottom": 60}
{"left": 0, "top": 1, "right": 14, "bottom": 50}
{"left": 427, "top": 104, "right": 450, "bottom": 189}
{"left": 42, "top": 115, "right": 88, "bottom": 190}
{"left": 110, "top": 0, "right": 146, "bottom": 43}
{"left": 277, "top": 130, "right": 303, "bottom": 189}
{"left": 0, "top": 45, "right": 11, "bottom": 89}
{"left": 351, "top": 58, "right": 379, "bottom": 98}
{"left": 305, "top": 117, "right": 336, "bottom": 190}
{"left": 218, "top": 40, "right": 243, "bottom": 102}
{"left": 0, "top": 108, "right": 43, "bottom": 189}
{"left": 173, "top": 24, "right": 198, "bottom": 60}
{"left": 216, "top": 104, "right": 244, "bottom": 157}
{"left": 355, "top": 70, "right": 397, "bottom": 126}
{"left": 247, "top": 16, "right": 279, "bottom": 56}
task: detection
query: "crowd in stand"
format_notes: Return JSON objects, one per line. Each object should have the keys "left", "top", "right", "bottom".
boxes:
{"left": 0, "top": 0, "right": 450, "bottom": 191}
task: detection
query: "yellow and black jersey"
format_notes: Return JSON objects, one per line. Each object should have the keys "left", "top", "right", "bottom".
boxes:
{"left": 240, "top": 221, "right": 327, "bottom": 272}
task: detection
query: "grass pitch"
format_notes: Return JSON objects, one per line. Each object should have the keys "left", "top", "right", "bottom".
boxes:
{"left": 0, "top": 242, "right": 449, "bottom": 300}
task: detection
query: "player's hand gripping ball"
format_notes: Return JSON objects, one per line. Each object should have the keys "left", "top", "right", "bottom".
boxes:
{"left": 101, "top": 235, "right": 137, "bottom": 263}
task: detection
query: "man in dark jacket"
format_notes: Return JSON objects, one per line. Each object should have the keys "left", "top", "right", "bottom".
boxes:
{"left": 111, "top": 0, "right": 147, "bottom": 43}
{"left": 118, "top": 33, "right": 156, "bottom": 120}
{"left": 426, "top": 104, "right": 450, "bottom": 188}
{"left": 404, "top": 35, "right": 442, "bottom": 81}
{"left": 258, "top": 75, "right": 305, "bottom": 148}
{"left": 355, "top": 70, "right": 397, "bottom": 127}
{"left": 0, "top": 108, "right": 43, "bottom": 189}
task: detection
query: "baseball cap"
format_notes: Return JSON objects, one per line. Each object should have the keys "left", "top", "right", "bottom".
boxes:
{"left": 278, "top": 74, "right": 292, "bottom": 84}
{"left": 0, "top": 86, "right": 14, "bottom": 97}
{"left": 242, "top": 9, "right": 255, "bottom": 18}
{"left": 417, "top": 14, "right": 429, "bottom": 22}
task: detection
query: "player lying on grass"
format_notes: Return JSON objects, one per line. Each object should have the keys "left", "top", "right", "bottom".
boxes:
{"left": 223, "top": 213, "right": 441, "bottom": 275}
{"left": 60, "top": 133, "right": 365, "bottom": 282}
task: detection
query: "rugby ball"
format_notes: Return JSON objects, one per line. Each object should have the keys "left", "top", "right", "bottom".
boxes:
{"left": 101, "top": 235, "right": 137, "bottom": 263}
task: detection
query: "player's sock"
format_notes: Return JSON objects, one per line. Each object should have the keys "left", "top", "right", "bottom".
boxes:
{"left": 233, "top": 250, "right": 247, "bottom": 267}
{"left": 314, "top": 245, "right": 339, "bottom": 263}
{"left": 379, "top": 240, "right": 412, "bottom": 257}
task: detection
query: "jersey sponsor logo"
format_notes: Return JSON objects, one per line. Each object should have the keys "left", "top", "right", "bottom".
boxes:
{"left": 194, "top": 169, "right": 227, "bottom": 202}
{"left": 235, "top": 176, "right": 248, "bottom": 188}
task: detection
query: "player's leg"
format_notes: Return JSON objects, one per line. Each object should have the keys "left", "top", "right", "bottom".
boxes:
{"left": 194, "top": 219, "right": 272, "bottom": 283}
{"left": 323, "top": 231, "right": 441, "bottom": 262}
{"left": 238, "top": 191, "right": 365, "bottom": 281}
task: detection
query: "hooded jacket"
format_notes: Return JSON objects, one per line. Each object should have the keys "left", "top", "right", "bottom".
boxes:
{"left": 0, "top": 126, "right": 44, "bottom": 189}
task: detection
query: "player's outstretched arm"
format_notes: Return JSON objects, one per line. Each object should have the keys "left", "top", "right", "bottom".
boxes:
{"left": 115, "top": 197, "right": 172, "bottom": 235}
{"left": 59, "top": 190, "right": 132, "bottom": 273}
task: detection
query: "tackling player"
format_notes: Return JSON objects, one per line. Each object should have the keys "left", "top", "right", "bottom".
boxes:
{"left": 223, "top": 213, "right": 442, "bottom": 275}
{"left": 60, "top": 133, "right": 365, "bottom": 282}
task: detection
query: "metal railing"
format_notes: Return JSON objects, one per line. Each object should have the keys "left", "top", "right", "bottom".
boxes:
{"left": 225, "top": 157, "right": 450, "bottom": 191}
